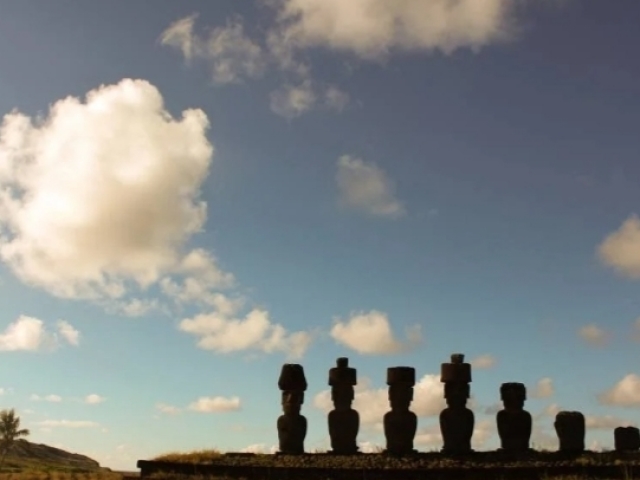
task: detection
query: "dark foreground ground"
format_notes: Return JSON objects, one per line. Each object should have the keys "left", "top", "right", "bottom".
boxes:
{"left": 137, "top": 450, "right": 640, "bottom": 480}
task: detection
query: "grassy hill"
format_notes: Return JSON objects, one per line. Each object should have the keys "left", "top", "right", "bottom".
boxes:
{"left": 0, "top": 440, "right": 107, "bottom": 473}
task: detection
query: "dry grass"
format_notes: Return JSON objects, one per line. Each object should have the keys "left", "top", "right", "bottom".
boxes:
{"left": 0, "top": 472, "right": 123, "bottom": 480}
{"left": 152, "top": 450, "right": 224, "bottom": 464}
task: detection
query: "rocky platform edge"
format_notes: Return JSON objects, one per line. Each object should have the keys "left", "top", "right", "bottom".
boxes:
{"left": 137, "top": 451, "right": 640, "bottom": 480}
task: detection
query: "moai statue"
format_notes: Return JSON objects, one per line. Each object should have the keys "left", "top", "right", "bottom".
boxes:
{"left": 440, "top": 353, "right": 475, "bottom": 454}
{"left": 614, "top": 426, "right": 640, "bottom": 452}
{"left": 383, "top": 366, "right": 417, "bottom": 455}
{"left": 328, "top": 357, "right": 360, "bottom": 454}
{"left": 554, "top": 411, "right": 585, "bottom": 453}
{"left": 497, "top": 382, "right": 532, "bottom": 453}
{"left": 277, "top": 363, "right": 308, "bottom": 454}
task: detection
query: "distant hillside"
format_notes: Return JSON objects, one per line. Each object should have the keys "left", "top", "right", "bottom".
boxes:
{"left": 0, "top": 439, "right": 107, "bottom": 472}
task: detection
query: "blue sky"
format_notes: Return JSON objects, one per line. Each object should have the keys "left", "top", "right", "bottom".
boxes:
{"left": 1, "top": 0, "right": 640, "bottom": 471}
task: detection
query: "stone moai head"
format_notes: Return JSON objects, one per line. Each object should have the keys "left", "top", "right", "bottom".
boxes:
{"left": 279, "top": 363, "right": 307, "bottom": 415}
{"left": 500, "top": 382, "right": 526, "bottom": 410}
{"left": 387, "top": 367, "right": 416, "bottom": 411}
{"left": 329, "top": 357, "right": 357, "bottom": 410}
{"left": 614, "top": 426, "right": 640, "bottom": 452}
{"left": 441, "top": 353, "right": 472, "bottom": 408}
{"left": 554, "top": 411, "right": 585, "bottom": 452}
{"left": 444, "top": 382, "right": 470, "bottom": 407}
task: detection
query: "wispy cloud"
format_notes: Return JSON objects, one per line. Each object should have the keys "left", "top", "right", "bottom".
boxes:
{"left": 37, "top": 420, "right": 100, "bottom": 428}
{"left": 159, "top": 0, "right": 518, "bottom": 118}
{"left": 336, "top": 156, "right": 405, "bottom": 218}
{"left": 470, "top": 354, "right": 497, "bottom": 369}
{"left": 530, "top": 378, "right": 554, "bottom": 399}
{"left": 31, "top": 394, "right": 62, "bottom": 402}
{"left": 156, "top": 403, "right": 181, "bottom": 415}
{"left": 57, "top": 321, "right": 80, "bottom": 346}
{"left": 578, "top": 323, "right": 610, "bottom": 347}
{"left": 187, "top": 396, "right": 241, "bottom": 413}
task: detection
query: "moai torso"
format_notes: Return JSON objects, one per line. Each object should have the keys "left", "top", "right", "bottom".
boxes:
{"left": 277, "top": 399, "right": 307, "bottom": 454}
{"left": 384, "top": 367, "right": 417, "bottom": 455}
{"left": 497, "top": 383, "right": 532, "bottom": 452}
{"left": 440, "top": 399, "right": 474, "bottom": 453}
{"left": 328, "top": 408, "right": 359, "bottom": 453}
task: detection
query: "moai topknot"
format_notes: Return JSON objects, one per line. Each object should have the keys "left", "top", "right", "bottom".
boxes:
{"left": 497, "top": 382, "right": 532, "bottom": 452}
{"left": 440, "top": 353, "right": 475, "bottom": 454}
{"left": 554, "top": 411, "right": 585, "bottom": 453}
{"left": 277, "top": 363, "right": 308, "bottom": 454}
{"left": 328, "top": 357, "right": 360, "bottom": 455}
{"left": 383, "top": 366, "right": 417, "bottom": 455}
{"left": 614, "top": 426, "right": 640, "bottom": 452}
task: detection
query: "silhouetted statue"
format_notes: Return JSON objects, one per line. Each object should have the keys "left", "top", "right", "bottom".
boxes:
{"left": 440, "top": 353, "right": 474, "bottom": 454}
{"left": 554, "top": 411, "right": 585, "bottom": 453}
{"left": 277, "top": 364, "right": 307, "bottom": 454}
{"left": 614, "top": 426, "right": 640, "bottom": 452}
{"left": 497, "top": 382, "right": 532, "bottom": 452}
{"left": 328, "top": 357, "right": 359, "bottom": 454}
{"left": 383, "top": 366, "right": 417, "bottom": 455}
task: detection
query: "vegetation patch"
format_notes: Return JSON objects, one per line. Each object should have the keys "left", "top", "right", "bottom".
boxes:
{"left": 149, "top": 450, "right": 640, "bottom": 469}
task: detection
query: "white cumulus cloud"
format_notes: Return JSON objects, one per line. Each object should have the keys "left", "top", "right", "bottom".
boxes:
{"left": 0, "top": 78, "right": 214, "bottom": 301}
{"left": 0, "top": 316, "right": 61, "bottom": 352}
{"left": 270, "top": 0, "right": 516, "bottom": 59}
{"left": 188, "top": 396, "right": 241, "bottom": 413}
{"left": 330, "top": 310, "right": 420, "bottom": 354}
{"left": 336, "top": 156, "right": 405, "bottom": 218}
{"left": 599, "top": 374, "right": 640, "bottom": 407}
{"left": 179, "top": 306, "right": 312, "bottom": 359}
{"left": 598, "top": 215, "right": 640, "bottom": 278}
{"left": 0, "top": 79, "right": 311, "bottom": 358}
